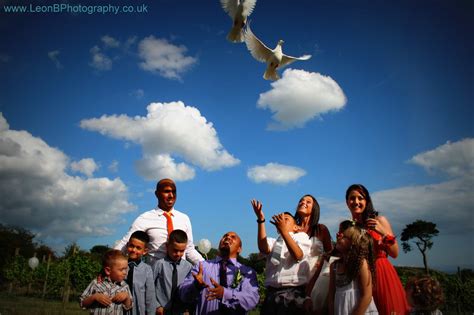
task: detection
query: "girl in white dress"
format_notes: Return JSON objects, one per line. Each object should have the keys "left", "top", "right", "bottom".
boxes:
{"left": 328, "top": 220, "right": 378, "bottom": 315}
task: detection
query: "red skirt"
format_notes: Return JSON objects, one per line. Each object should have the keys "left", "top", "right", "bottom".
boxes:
{"left": 373, "top": 256, "right": 409, "bottom": 315}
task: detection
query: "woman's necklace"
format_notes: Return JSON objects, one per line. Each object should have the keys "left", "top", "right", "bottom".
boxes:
{"left": 297, "top": 225, "right": 306, "bottom": 232}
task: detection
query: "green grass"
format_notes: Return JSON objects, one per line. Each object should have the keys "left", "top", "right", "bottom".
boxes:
{"left": 0, "top": 294, "right": 261, "bottom": 315}
{"left": 0, "top": 294, "right": 85, "bottom": 315}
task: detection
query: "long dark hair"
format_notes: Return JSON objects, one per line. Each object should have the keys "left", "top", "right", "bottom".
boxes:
{"left": 345, "top": 184, "right": 378, "bottom": 223}
{"left": 294, "top": 194, "right": 320, "bottom": 238}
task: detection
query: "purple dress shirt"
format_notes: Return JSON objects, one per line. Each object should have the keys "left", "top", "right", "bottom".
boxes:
{"left": 179, "top": 257, "right": 259, "bottom": 315}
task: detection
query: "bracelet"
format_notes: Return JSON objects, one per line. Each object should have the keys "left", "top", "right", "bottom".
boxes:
{"left": 382, "top": 234, "right": 396, "bottom": 246}
{"left": 256, "top": 218, "right": 265, "bottom": 223}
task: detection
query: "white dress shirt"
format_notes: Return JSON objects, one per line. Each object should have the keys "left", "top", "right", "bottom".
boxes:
{"left": 115, "top": 207, "right": 204, "bottom": 265}
{"left": 264, "top": 232, "right": 312, "bottom": 288}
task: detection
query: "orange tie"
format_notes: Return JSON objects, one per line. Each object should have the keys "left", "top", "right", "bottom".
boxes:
{"left": 163, "top": 211, "right": 174, "bottom": 236}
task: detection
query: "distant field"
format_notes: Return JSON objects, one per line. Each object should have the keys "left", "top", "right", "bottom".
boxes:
{"left": 0, "top": 294, "right": 86, "bottom": 315}
{"left": 0, "top": 294, "right": 261, "bottom": 315}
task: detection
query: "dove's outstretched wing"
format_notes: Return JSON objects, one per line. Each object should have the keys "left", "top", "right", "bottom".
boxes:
{"left": 220, "top": 0, "right": 238, "bottom": 18}
{"left": 242, "top": 0, "right": 257, "bottom": 17}
{"left": 244, "top": 25, "right": 273, "bottom": 63}
{"left": 280, "top": 54, "right": 311, "bottom": 68}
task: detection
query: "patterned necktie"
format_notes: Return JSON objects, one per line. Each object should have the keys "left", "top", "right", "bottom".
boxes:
{"left": 270, "top": 236, "right": 284, "bottom": 265}
{"left": 219, "top": 260, "right": 230, "bottom": 315}
{"left": 219, "top": 259, "right": 228, "bottom": 287}
{"left": 163, "top": 211, "right": 174, "bottom": 236}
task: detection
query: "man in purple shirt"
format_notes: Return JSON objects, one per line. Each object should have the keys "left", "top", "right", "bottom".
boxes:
{"left": 179, "top": 231, "right": 260, "bottom": 315}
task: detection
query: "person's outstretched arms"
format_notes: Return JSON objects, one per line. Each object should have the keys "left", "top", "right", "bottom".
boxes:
{"left": 251, "top": 199, "right": 270, "bottom": 254}
{"left": 179, "top": 262, "right": 209, "bottom": 303}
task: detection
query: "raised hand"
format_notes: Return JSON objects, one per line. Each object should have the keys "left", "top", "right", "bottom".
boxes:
{"left": 206, "top": 277, "right": 224, "bottom": 301}
{"left": 192, "top": 262, "right": 209, "bottom": 289}
{"left": 366, "top": 218, "right": 386, "bottom": 236}
{"left": 251, "top": 199, "right": 264, "bottom": 221}
{"left": 271, "top": 213, "right": 290, "bottom": 234}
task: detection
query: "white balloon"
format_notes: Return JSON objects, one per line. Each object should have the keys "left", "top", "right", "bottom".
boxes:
{"left": 197, "top": 239, "right": 211, "bottom": 254}
{"left": 28, "top": 256, "right": 39, "bottom": 270}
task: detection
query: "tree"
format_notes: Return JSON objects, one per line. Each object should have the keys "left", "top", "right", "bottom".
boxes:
{"left": 246, "top": 252, "right": 266, "bottom": 273}
{"left": 0, "top": 224, "right": 37, "bottom": 276}
{"left": 90, "top": 245, "right": 110, "bottom": 261}
{"left": 401, "top": 220, "right": 439, "bottom": 274}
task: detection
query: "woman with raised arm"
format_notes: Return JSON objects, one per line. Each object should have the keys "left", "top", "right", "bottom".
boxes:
{"left": 294, "top": 195, "right": 333, "bottom": 315}
{"left": 345, "top": 184, "right": 409, "bottom": 315}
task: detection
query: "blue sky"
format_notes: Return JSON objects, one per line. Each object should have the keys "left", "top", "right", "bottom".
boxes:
{"left": 0, "top": 0, "right": 473, "bottom": 272}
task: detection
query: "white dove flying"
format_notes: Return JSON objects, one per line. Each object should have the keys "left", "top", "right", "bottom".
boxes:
{"left": 244, "top": 25, "right": 311, "bottom": 80}
{"left": 220, "top": 0, "right": 257, "bottom": 43}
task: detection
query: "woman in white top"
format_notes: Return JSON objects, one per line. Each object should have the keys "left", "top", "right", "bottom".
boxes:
{"left": 293, "top": 195, "right": 333, "bottom": 314}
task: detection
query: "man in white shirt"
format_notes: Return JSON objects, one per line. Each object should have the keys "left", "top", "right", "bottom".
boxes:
{"left": 115, "top": 178, "right": 203, "bottom": 265}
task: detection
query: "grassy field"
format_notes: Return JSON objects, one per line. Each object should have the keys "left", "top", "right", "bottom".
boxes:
{"left": 0, "top": 294, "right": 260, "bottom": 315}
{"left": 0, "top": 294, "right": 84, "bottom": 315}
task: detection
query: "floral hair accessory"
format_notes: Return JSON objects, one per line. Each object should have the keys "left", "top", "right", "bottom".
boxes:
{"left": 231, "top": 269, "right": 242, "bottom": 288}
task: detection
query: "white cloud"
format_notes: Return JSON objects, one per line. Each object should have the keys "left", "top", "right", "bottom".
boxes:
{"left": 247, "top": 162, "right": 306, "bottom": 185}
{"left": 47, "top": 50, "right": 63, "bottom": 69}
{"left": 0, "top": 114, "right": 8, "bottom": 131}
{"left": 409, "top": 138, "right": 474, "bottom": 178}
{"left": 257, "top": 69, "right": 347, "bottom": 130}
{"left": 89, "top": 45, "right": 112, "bottom": 71}
{"left": 80, "top": 101, "right": 239, "bottom": 181}
{"left": 319, "top": 139, "right": 474, "bottom": 269}
{"left": 0, "top": 113, "right": 136, "bottom": 247}
{"left": 138, "top": 36, "right": 197, "bottom": 80}
{"left": 371, "top": 177, "right": 474, "bottom": 236}
{"left": 71, "top": 158, "right": 99, "bottom": 177}
{"left": 108, "top": 160, "right": 119, "bottom": 173}
{"left": 101, "top": 35, "right": 120, "bottom": 48}
{"left": 135, "top": 154, "right": 195, "bottom": 181}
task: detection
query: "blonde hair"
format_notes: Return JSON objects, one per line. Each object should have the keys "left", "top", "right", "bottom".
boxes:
{"left": 102, "top": 249, "right": 127, "bottom": 269}
{"left": 342, "top": 225, "right": 376, "bottom": 284}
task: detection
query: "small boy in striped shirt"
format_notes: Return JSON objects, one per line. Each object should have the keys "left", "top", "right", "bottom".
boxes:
{"left": 80, "top": 249, "right": 133, "bottom": 314}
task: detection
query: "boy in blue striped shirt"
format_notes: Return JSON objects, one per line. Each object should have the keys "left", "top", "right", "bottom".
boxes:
{"left": 126, "top": 230, "right": 157, "bottom": 315}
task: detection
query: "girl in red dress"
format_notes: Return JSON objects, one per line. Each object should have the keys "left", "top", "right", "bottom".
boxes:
{"left": 345, "top": 184, "right": 409, "bottom": 315}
